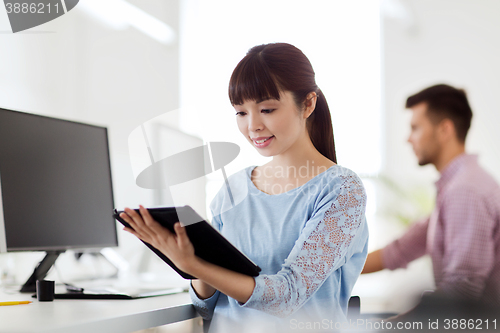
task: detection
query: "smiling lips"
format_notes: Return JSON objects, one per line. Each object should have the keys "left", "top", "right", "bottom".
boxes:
{"left": 252, "top": 135, "right": 274, "bottom": 148}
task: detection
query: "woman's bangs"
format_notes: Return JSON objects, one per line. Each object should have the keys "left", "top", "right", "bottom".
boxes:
{"left": 229, "top": 55, "right": 281, "bottom": 106}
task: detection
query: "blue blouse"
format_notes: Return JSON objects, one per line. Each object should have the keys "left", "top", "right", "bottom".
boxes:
{"left": 189, "top": 165, "right": 368, "bottom": 332}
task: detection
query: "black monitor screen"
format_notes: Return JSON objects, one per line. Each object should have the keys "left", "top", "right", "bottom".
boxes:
{"left": 0, "top": 108, "right": 117, "bottom": 251}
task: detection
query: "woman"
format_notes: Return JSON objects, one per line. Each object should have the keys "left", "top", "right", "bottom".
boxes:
{"left": 120, "top": 43, "right": 368, "bottom": 332}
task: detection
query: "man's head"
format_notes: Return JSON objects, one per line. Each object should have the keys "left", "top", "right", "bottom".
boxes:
{"left": 406, "top": 84, "right": 473, "bottom": 168}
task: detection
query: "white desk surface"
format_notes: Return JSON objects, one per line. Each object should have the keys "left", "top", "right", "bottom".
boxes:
{"left": 0, "top": 289, "right": 198, "bottom": 333}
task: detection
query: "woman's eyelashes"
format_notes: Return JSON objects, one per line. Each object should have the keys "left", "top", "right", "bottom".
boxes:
{"left": 235, "top": 109, "right": 275, "bottom": 116}
{"left": 261, "top": 109, "right": 275, "bottom": 114}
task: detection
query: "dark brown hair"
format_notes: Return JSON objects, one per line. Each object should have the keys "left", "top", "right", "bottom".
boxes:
{"left": 228, "top": 43, "right": 337, "bottom": 163}
{"left": 406, "top": 84, "right": 473, "bottom": 142}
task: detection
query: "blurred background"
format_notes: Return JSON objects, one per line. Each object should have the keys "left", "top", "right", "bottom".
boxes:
{"left": 1, "top": 0, "right": 499, "bottom": 329}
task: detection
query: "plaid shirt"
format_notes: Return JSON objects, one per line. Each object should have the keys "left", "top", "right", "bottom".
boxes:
{"left": 382, "top": 154, "right": 500, "bottom": 304}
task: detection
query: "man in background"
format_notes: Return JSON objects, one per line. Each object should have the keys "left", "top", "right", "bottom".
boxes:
{"left": 362, "top": 84, "right": 500, "bottom": 305}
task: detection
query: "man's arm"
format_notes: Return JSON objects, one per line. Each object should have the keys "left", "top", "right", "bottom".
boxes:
{"left": 362, "top": 249, "right": 384, "bottom": 273}
{"left": 362, "top": 217, "right": 430, "bottom": 274}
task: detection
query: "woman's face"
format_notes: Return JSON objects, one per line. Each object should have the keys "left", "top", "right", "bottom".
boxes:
{"left": 234, "top": 90, "right": 310, "bottom": 158}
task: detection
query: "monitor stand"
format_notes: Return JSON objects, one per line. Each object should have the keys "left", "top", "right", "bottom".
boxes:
{"left": 20, "top": 251, "right": 63, "bottom": 293}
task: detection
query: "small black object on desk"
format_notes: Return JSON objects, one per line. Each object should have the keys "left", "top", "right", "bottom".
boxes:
{"left": 36, "top": 280, "right": 55, "bottom": 302}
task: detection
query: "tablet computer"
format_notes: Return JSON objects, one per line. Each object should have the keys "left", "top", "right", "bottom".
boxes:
{"left": 113, "top": 206, "right": 261, "bottom": 279}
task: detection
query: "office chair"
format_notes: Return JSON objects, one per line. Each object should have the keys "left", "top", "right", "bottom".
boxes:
{"left": 348, "top": 295, "right": 398, "bottom": 320}
{"left": 348, "top": 295, "right": 361, "bottom": 318}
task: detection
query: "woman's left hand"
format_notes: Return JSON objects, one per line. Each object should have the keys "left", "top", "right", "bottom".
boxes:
{"left": 119, "top": 205, "right": 196, "bottom": 274}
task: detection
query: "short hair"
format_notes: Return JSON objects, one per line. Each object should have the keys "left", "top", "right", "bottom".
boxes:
{"left": 406, "top": 84, "right": 473, "bottom": 142}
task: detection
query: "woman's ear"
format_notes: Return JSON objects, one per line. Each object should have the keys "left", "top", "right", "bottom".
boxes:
{"left": 303, "top": 92, "right": 317, "bottom": 119}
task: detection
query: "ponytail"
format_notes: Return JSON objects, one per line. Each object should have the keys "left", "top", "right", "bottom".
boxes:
{"left": 307, "top": 90, "right": 337, "bottom": 163}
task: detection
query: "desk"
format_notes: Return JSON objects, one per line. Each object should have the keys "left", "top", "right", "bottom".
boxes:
{"left": 0, "top": 289, "right": 199, "bottom": 333}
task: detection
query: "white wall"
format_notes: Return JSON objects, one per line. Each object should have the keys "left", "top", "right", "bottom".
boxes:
{"left": 382, "top": 0, "right": 500, "bottom": 186}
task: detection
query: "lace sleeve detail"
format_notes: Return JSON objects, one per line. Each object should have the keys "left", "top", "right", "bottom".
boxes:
{"left": 239, "top": 173, "right": 367, "bottom": 318}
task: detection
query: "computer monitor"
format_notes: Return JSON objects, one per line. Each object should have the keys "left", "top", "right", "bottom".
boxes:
{"left": 0, "top": 107, "right": 117, "bottom": 292}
